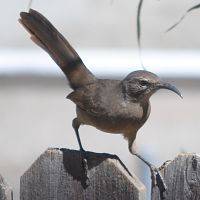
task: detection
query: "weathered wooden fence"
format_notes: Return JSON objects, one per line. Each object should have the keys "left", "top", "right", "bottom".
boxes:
{"left": 0, "top": 174, "right": 12, "bottom": 200}
{"left": 1, "top": 148, "right": 200, "bottom": 200}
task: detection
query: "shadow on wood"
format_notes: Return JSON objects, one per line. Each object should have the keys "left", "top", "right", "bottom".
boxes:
{"left": 152, "top": 153, "right": 200, "bottom": 200}
{"left": 20, "top": 148, "right": 145, "bottom": 200}
{"left": 0, "top": 174, "right": 13, "bottom": 200}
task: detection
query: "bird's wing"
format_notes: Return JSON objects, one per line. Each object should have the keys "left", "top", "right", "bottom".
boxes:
{"left": 19, "top": 9, "right": 96, "bottom": 89}
{"left": 67, "top": 85, "right": 109, "bottom": 116}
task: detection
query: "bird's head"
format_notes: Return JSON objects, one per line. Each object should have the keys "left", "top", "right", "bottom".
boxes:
{"left": 122, "top": 70, "right": 182, "bottom": 102}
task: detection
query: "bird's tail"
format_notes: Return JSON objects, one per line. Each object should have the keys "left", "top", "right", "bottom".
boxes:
{"left": 19, "top": 9, "right": 96, "bottom": 89}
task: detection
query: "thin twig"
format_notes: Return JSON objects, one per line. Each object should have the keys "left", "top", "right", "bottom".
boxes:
{"left": 28, "top": 0, "right": 33, "bottom": 11}
{"left": 137, "top": 0, "right": 146, "bottom": 70}
{"left": 166, "top": 3, "right": 200, "bottom": 32}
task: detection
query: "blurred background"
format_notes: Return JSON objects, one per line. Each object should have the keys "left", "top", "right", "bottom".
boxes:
{"left": 0, "top": 0, "right": 200, "bottom": 199}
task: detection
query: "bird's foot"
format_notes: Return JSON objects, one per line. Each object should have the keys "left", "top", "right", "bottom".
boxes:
{"left": 150, "top": 165, "right": 167, "bottom": 199}
{"left": 132, "top": 152, "right": 167, "bottom": 198}
{"left": 80, "top": 149, "right": 90, "bottom": 186}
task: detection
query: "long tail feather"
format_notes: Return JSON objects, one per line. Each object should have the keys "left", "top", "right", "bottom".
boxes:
{"left": 19, "top": 9, "right": 96, "bottom": 89}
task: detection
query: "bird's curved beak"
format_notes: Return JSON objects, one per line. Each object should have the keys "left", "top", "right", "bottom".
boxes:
{"left": 157, "top": 81, "right": 183, "bottom": 98}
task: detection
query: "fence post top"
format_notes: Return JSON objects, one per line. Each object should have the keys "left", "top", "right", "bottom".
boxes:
{"left": 0, "top": 174, "right": 13, "bottom": 200}
{"left": 20, "top": 147, "right": 146, "bottom": 200}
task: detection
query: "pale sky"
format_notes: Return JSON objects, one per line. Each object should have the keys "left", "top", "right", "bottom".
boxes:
{"left": 1, "top": 0, "right": 200, "bottom": 77}
{"left": 1, "top": 0, "right": 200, "bottom": 48}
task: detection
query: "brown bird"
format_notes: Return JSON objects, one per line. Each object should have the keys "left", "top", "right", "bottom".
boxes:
{"left": 19, "top": 9, "right": 182, "bottom": 193}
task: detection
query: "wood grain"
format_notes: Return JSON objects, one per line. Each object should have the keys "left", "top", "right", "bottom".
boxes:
{"left": 152, "top": 153, "right": 200, "bottom": 200}
{"left": 20, "top": 148, "right": 145, "bottom": 200}
{"left": 0, "top": 174, "right": 13, "bottom": 200}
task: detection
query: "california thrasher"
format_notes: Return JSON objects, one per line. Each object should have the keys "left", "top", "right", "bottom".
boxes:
{"left": 19, "top": 9, "right": 182, "bottom": 194}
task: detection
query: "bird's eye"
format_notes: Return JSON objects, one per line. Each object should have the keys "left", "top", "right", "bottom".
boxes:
{"left": 140, "top": 80, "right": 148, "bottom": 86}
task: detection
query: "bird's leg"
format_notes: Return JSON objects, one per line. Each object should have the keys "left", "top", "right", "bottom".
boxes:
{"left": 72, "top": 118, "right": 84, "bottom": 151}
{"left": 128, "top": 139, "right": 167, "bottom": 194}
{"left": 132, "top": 152, "right": 167, "bottom": 197}
{"left": 129, "top": 141, "right": 167, "bottom": 198}
{"left": 133, "top": 153, "right": 164, "bottom": 185}
{"left": 72, "top": 118, "right": 89, "bottom": 184}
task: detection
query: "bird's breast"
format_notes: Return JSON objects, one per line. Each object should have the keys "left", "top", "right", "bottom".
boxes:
{"left": 76, "top": 100, "right": 150, "bottom": 134}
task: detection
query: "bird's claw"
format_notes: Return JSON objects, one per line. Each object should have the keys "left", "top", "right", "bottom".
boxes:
{"left": 150, "top": 166, "right": 167, "bottom": 199}
{"left": 150, "top": 166, "right": 158, "bottom": 187}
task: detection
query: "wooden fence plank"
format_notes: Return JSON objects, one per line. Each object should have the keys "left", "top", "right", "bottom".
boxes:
{"left": 0, "top": 174, "right": 13, "bottom": 200}
{"left": 152, "top": 153, "right": 200, "bottom": 200}
{"left": 20, "top": 148, "right": 146, "bottom": 200}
